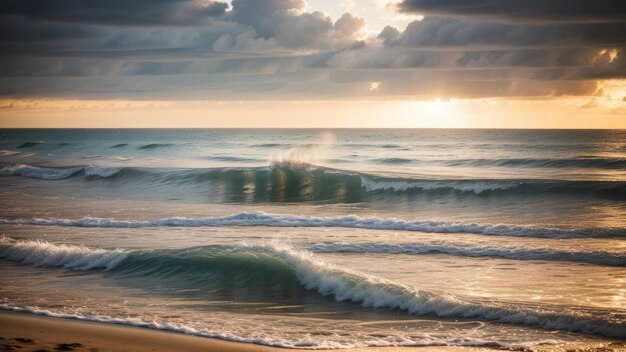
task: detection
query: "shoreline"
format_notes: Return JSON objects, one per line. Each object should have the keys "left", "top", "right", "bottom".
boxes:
{"left": 0, "top": 311, "right": 502, "bottom": 352}
{"left": 2, "top": 311, "right": 625, "bottom": 352}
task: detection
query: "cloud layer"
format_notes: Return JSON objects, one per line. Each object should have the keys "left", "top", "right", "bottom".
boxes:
{"left": 0, "top": 0, "right": 624, "bottom": 100}
{"left": 397, "top": 0, "right": 626, "bottom": 22}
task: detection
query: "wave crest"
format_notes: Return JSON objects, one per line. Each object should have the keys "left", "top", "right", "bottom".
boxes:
{"left": 0, "top": 164, "right": 121, "bottom": 180}
{"left": 1, "top": 211, "right": 622, "bottom": 238}
{"left": 311, "top": 242, "right": 626, "bottom": 266}
{"left": 0, "top": 164, "right": 82, "bottom": 180}
{"left": 0, "top": 236, "right": 128, "bottom": 270}
{"left": 1, "top": 238, "right": 622, "bottom": 337}
{"left": 1, "top": 164, "right": 624, "bottom": 201}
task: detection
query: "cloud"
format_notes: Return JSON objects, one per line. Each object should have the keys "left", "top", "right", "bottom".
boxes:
{"left": 222, "top": 1, "right": 366, "bottom": 50}
{"left": 396, "top": 0, "right": 626, "bottom": 23}
{"left": 581, "top": 99, "right": 598, "bottom": 109}
{"left": 383, "top": 17, "right": 626, "bottom": 48}
{"left": 0, "top": 0, "right": 228, "bottom": 26}
{"left": 0, "top": 0, "right": 623, "bottom": 101}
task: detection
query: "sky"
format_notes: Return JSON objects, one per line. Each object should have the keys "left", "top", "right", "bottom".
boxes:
{"left": 0, "top": 0, "right": 625, "bottom": 128}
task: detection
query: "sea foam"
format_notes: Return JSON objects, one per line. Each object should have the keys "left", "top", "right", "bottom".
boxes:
{"left": 0, "top": 211, "right": 622, "bottom": 238}
{"left": 311, "top": 242, "right": 626, "bottom": 266}
{"left": 0, "top": 236, "right": 128, "bottom": 270}
{"left": 0, "top": 237, "right": 623, "bottom": 337}
{"left": 0, "top": 164, "right": 120, "bottom": 180}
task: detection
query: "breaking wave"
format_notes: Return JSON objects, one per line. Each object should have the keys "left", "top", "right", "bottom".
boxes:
{"left": 0, "top": 164, "right": 623, "bottom": 201}
{"left": 0, "top": 164, "right": 121, "bottom": 180}
{"left": 0, "top": 237, "right": 623, "bottom": 338}
{"left": 138, "top": 143, "right": 175, "bottom": 150}
{"left": 311, "top": 242, "right": 626, "bottom": 266}
{"left": 0, "top": 211, "right": 623, "bottom": 238}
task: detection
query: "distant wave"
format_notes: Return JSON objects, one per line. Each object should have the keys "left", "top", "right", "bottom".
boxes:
{"left": 373, "top": 158, "right": 413, "bottom": 164}
{"left": 203, "top": 156, "right": 261, "bottom": 163}
{"left": 17, "top": 142, "right": 44, "bottom": 149}
{"left": 83, "top": 165, "right": 122, "bottom": 178}
{"left": 365, "top": 156, "right": 626, "bottom": 170}
{"left": 251, "top": 143, "right": 283, "bottom": 148}
{"left": 0, "top": 164, "right": 83, "bottom": 180}
{"left": 311, "top": 243, "right": 626, "bottom": 266}
{"left": 1, "top": 211, "right": 622, "bottom": 238}
{"left": 445, "top": 157, "right": 626, "bottom": 170}
{"left": 0, "top": 236, "right": 128, "bottom": 270}
{"left": 138, "top": 143, "right": 174, "bottom": 150}
{"left": 1, "top": 164, "right": 624, "bottom": 201}
{"left": 0, "top": 164, "right": 121, "bottom": 180}
{"left": 381, "top": 144, "right": 403, "bottom": 149}
{"left": 360, "top": 177, "right": 518, "bottom": 193}
{"left": 110, "top": 143, "right": 128, "bottom": 148}
{"left": 0, "top": 237, "right": 623, "bottom": 338}
{"left": 0, "top": 150, "right": 20, "bottom": 156}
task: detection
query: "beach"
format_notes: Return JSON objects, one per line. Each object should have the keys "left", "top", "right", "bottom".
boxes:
{"left": 0, "top": 311, "right": 521, "bottom": 352}
{"left": 4, "top": 311, "right": 624, "bottom": 352}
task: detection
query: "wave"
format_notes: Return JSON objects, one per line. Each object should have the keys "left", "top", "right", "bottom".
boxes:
{"left": 1, "top": 163, "right": 624, "bottom": 201}
{"left": 0, "top": 164, "right": 120, "bottom": 180}
{"left": 110, "top": 143, "right": 128, "bottom": 148}
{"left": 365, "top": 156, "right": 626, "bottom": 169}
{"left": 374, "top": 158, "right": 413, "bottom": 164}
{"left": 138, "top": 143, "right": 174, "bottom": 150}
{"left": 0, "top": 150, "right": 20, "bottom": 156}
{"left": 0, "top": 236, "right": 128, "bottom": 270}
{"left": 203, "top": 156, "right": 261, "bottom": 163}
{"left": 360, "top": 177, "right": 517, "bottom": 193}
{"left": 84, "top": 165, "right": 122, "bottom": 178}
{"left": 252, "top": 143, "right": 282, "bottom": 148}
{"left": 311, "top": 243, "right": 626, "bottom": 266}
{"left": 0, "top": 164, "right": 83, "bottom": 180}
{"left": 0, "top": 237, "right": 623, "bottom": 338}
{"left": 17, "top": 142, "right": 44, "bottom": 149}
{"left": 1, "top": 211, "right": 622, "bottom": 238}
{"left": 381, "top": 144, "right": 403, "bottom": 149}
{"left": 443, "top": 157, "right": 626, "bottom": 170}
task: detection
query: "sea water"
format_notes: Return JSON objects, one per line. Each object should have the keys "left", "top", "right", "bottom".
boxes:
{"left": 0, "top": 129, "right": 624, "bottom": 349}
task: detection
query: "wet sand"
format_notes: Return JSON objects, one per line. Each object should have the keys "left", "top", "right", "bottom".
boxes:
{"left": 0, "top": 311, "right": 504, "bottom": 352}
{"left": 2, "top": 311, "right": 625, "bottom": 352}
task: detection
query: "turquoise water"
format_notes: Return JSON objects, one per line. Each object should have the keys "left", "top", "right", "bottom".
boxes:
{"left": 0, "top": 129, "right": 624, "bottom": 349}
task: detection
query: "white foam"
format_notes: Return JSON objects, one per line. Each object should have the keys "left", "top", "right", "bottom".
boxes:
{"left": 245, "top": 243, "right": 625, "bottom": 338}
{"left": 360, "top": 176, "right": 516, "bottom": 194}
{"left": 269, "top": 132, "right": 335, "bottom": 166}
{"left": 0, "top": 236, "right": 128, "bottom": 270}
{"left": 0, "top": 211, "right": 620, "bottom": 238}
{"left": 0, "top": 238, "right": 622, "bottom": 338}
{"left": 0, "top": 164, "right": 82, "bottom": 180}
{"left": 0, "top": 150, "right": 20, "bottom": 156}
{"left": 0, "top": 164, "right": 121, "bottom": 180}
{"left": 310, "top": 243, "right": 626, "bottom": 266}
{"left": 0, "top": 304, "right": 529, "bottom": 349}
{"left": 84, "top": 165, "right": 122, "bottom": 178}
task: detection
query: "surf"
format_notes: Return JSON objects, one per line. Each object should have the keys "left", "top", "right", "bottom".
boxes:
{"left": 1, "top": 211, "right": 623, "bottom": 238}
{"left": 1, "top": 164, "right": 624, "bottom": 201}
{"left": 311, "top": 242, "right": 626, "bottom": 266}
{"left": 0, "top": 237, "right": 623, "bottom": 338}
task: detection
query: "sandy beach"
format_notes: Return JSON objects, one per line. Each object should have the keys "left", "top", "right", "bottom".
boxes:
{"left": 0, "top": 311, "right": 510, "bottom": 352}
{"left": 2, "top": 311, "right": 625, "bottom": 352}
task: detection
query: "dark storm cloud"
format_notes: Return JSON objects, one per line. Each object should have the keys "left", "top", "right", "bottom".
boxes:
{"left": 0, "top": 0, "right": 623, "bottom": 100}
{"left": 397, "top": 0, "right": 626, "bottom": 23}
{"left": 0, "top": 0, "right": 228, "bottom": 26}
{"left": 382, "top": 18, "right": 626, "bottom": 48}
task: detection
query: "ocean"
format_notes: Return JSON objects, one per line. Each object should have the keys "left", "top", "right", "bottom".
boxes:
{"left": 0, "top": 129, "right": 624, "bottom": 350}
